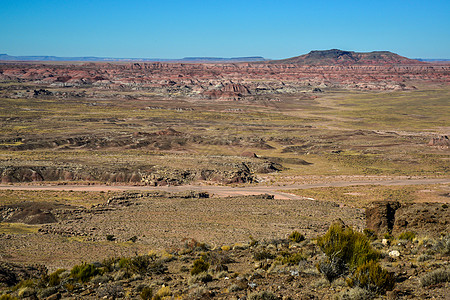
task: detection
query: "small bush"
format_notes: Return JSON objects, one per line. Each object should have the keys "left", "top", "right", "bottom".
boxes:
{"left": 153, "top": 286, "right": 171, "bottom": 300}
{"left": 338, "top": 287, "right": 373, "bottom": 300}
{"left": 288, "top": 231, "right": 305, "bottom": 243}
{"left": 70, "top": 263, "right": 101, "bottom": 283}
{"left": 191, "top": 258, "right": 209, "bottom": 275}
{"left": 420, "top": 268, "right": 450, "bottom": 287}
{"left": 106, "top": 234, "right": 115, "bottom": 241}
{"left": 317, "top": 256, "right": 346, "bottom": 282}
{"left": 433, "top": 234, "right": 450, "bottom": 255}
{"left": 189, "top": 271, "right": 213, "bottom": 284}
{"left": 398, "top": 231, "right": 416, "bottom": 241}
{"left": 278, "top": 251, "right": 306, "bottom": 266}
{"left": 248, "top": 290, "right": 278, "bottom": 300}
{"left": 140, "top": 286, "right": 152, "bottom": 300}
{"left": 348, "top": 260, "right": 395, "bottom": 294}
{"left": 41, "top": 269, "right": 65, "bottom": 287}
{"left": 317, "top": 224, "right": 380, "bottom": 271}
{"left": 253, "top": 250, "right": 276, "bottom": 261}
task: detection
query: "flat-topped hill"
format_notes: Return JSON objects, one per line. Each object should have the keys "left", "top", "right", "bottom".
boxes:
{"left": 270, "top": 49, "right": 424, "bottom": 65}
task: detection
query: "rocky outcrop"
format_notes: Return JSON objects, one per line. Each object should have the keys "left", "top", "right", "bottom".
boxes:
{"left": 0, "top": 262, "right": 46, "bottom": 287}
{"left": 428, "top": 135, "right": 449, "bottom": 148}
{"left": 366, "top": 201, "right": 449, "bottom": 237}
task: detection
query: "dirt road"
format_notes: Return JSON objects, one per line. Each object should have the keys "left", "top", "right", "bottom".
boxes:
{"left": 0, "top": 178, "right": 448, "bottom": 199}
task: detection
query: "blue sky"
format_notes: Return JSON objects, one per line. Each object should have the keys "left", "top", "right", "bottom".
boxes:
{"left": 1, "top": 0, "right": 449, "bottom": 59}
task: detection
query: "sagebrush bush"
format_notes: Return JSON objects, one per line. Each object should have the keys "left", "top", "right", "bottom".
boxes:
{"left": 317, "top": 223, "right": 380, "bottom": 271}
{"left": 420, "top": 268, "right": 450, "bottom": 287}
{"left": 70, "top": 263, "right": 101, "bottom": 283}
{"left": 288, "top": 231, "right": 305, "bottom": 243}
{"left": 140, "top": 286, "right": 152, "bottom": 300}
{"left": 191, "top": 258, "right": 209, "bottom": 275}
{"left": 433, "top": 234, "right": 450, "bottom": 255}
{"left": 347, "top": 260, "right": 395, "bottom": 294}
{"left": 317, "top": 256, "right": 347, "bottom": 282}
{"left": 398, "top": 231, "right": 416, "bottom": 241}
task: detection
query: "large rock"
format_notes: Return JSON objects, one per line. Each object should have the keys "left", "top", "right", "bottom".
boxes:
{"left": 366, "top": 201, "right": 449, "bottom": 237}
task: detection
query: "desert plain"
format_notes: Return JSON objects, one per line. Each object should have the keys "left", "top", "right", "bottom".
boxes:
{"left": 0, "top": 50, "right": 449, "bottom": 299}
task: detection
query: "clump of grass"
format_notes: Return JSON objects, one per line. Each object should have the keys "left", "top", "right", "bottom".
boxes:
{"left": 288, "top": 230, "right": 305, "bottom": 243}
{"left": 398, "top": 231, "right": 416, "bottom": 241}
{"left": 347, "top": 260, "right": 395, "bottom": 294}
{"left": 420, "top": 268, "right": 450, "bottom": 287}
{"left": 70, "top": 263, "right": 101, "bottom": 283}
{"left": 191, "top": 258, "right": 209, "bottom": 276}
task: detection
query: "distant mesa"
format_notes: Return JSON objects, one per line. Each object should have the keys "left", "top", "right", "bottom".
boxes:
{"left": 0, "top": 53, "right": 266, "bottom": 63}
{"left": 269, "top": 49, "right": 424, "bottom": 65}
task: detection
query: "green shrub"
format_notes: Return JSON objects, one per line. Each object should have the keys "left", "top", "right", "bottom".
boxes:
{"left": 288, "top": 231, "right": 305, "bottom": 243}
{"left": 140, "top": 286, "right": 152, "bottom": 300}
{"left": 191, "top": 258, "right": 209, "bottom": 275}
{"left": 420, "top": 268, "right": 450, "bottom": 287}
{"left": 398, "top": 231, "right": 416, "bottom": 241}
{"left": 317, "top": 223, "right": 380, "bottom": 271}
{"left": 41, "top": 268, "right": 65, "bottom": 287}
{"left": 348, "top": 260, "right": 395, "bottom": 294}
{"left": 70, "top": 263, "right": 101, "bottom": 283}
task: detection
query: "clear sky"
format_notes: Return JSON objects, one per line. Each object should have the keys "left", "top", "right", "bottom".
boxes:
{"left": 1, "top": 0, "right": 449, "bottom": 59}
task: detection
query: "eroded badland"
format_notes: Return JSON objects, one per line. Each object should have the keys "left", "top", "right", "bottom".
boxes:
{"left": 0, "top": 50, "right": 449, "bottom": 299}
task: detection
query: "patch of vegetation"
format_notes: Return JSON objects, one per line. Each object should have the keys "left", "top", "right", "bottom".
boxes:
{"left": 277, "top": 251, "right": 307, "bottom": 266}
{"left": 253, "top": 250, "right": 276, "bottom": 261}
{"left": 317, "top": 223, "right": 380, "bottom": 272}
{"left": 420, "top": 268, "right": 450, "bottom": 287}
{"left": 347, "top": 260, "right": 395, "bottom": 294}
{"left": 70, "top": 263, "right": 101, "bottom": 283}
{"left": 191, "top": 258, "right": 209, "bottom": 275}
{"left": 248, "top": 290, "right": 278, "bottom": 300}
{"left": 433, "top": 234, "right": 450, "bottom": 255}
{"left": 363, "top": 229, "right": 377, "bottom": 241}
{"left": 288, "top": 230, "right": 305, "bottom": 243}
{"left": 398, "top": 231, "right": 416, "bottom": 241}
{"left": 140, "top": 286, "right": 152, "bottom": 300}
